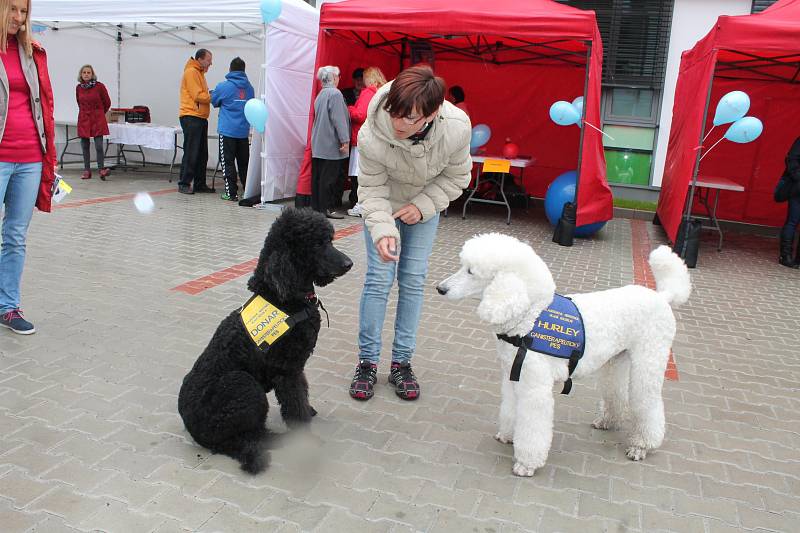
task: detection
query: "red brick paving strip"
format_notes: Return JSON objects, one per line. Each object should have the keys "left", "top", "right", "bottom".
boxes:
{"left": 171, "top": 222, "right": 364, "bottom": 295}
{"left": 630, "top": 219, "right": 679, "bottom": 381}
{"left": 53, "top": 188, "right": 177, "bottom": 209}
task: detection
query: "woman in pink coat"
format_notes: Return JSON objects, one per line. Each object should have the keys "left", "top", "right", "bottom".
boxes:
{"left": 76, "top": 64, "right": 111, "bottom": 179}
{"left": 346, "top": 67, "right": 386, "bottom": 217}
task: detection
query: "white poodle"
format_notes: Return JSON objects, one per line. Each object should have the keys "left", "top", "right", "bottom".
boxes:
{"left": 436, "top": 234, "right": 691, "bottom": 477}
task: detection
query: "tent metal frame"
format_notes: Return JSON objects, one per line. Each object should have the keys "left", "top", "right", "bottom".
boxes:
{"left": 329, "top": 29, "right": 588, "bottom": 67}
{"left": 34, "top": 21, "right": 263, "bottom": 46}
{"left": 716, "top": 49, "right": 800, "bottom": 83}
{"left": 678, "top": 45, "right": 800, "bottom": 259}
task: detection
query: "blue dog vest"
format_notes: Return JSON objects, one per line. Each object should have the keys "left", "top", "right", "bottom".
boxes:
{"left": 497, "top": 294, "right": 585, "bottom": 394}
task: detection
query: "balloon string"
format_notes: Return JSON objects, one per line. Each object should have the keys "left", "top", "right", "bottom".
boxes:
{"left": 699, "top": 136, "right": 725, "bottom": 162}
{"left": 701, "top": 125, "right": 716, "bottom": 145}
{"left": 583, "top": 121, "right": 614, "bottom": 140}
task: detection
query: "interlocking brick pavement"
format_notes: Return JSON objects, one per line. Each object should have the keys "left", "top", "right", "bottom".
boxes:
{"left": 0, "top": 169, "right": 798, "bottom": 531}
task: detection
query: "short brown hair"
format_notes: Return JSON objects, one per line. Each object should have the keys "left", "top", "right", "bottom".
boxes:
{"left": 384, "top": 65, "right": 446, "bottom": 119}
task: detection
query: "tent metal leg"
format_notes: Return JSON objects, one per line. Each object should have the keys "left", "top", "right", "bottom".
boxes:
{"left": 554, "top": 41, "right": 591, "bottom": 246}
{"left": 677, "top": 69, "right": 715, "bottom": 261}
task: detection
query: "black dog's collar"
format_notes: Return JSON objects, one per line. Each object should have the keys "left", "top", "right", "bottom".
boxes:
{"left": 302, "top": 292, "right": 329, "bottom": 328}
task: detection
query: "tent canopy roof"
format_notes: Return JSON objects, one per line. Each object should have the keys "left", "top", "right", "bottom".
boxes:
{"left": 683, "top": 0, "right": 800, "bottom": 83}
{"left": 33, "top": 0, "right": 319, "bottom": 43}
{"left": 33, "top": 0, "right": 313, "bottom": 23}
{"left": 321, "top": 0, "right": 599, "bottom": 40}
{"left": 320, "top": 0, "right": 599, "bottom": 67}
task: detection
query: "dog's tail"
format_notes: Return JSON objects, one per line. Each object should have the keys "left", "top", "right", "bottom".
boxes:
{"left": 648, "top": 245, "right": 691, "bottom": 307}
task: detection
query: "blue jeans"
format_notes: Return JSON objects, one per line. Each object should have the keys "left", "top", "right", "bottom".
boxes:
{"left": 781, "top": 195, "right": 800, "bottom": 242}
{"left": 0, "top": 162, "right": 42, "bottom": 313}
{"left": 358, "top": 213, "right": 440, "bottom": 364}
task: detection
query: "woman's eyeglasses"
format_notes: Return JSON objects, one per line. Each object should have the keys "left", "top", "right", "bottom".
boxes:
{"left": 399, "top": 114, "right": 426, "bottom": 126}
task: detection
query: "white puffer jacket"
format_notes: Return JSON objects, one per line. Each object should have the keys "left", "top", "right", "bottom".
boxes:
{"left": 357, "top": 81, "right": 472, "bottom": 244}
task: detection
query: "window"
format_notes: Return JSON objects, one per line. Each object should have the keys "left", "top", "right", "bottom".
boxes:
{"left": 555, "top": 0, "right": 674, "bottom": 88}
{"left": 602, "top": 126, "right": 655, "bottom": 186}
{"left": 752, "top": 0, "right": 779, "bottom": 13}
{"left": 605, "top": 88, "right": 656, "bottom": 122}
{"left": 556, "top": 1, "right": 674, "bottom": 186}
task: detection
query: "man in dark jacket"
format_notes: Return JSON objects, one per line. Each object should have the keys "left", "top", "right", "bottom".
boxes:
{"left": 211, "top": 57, "right": 255, "bottom": 201}
{"left": 779, "top": 136, "right": 800, "bottom": 268}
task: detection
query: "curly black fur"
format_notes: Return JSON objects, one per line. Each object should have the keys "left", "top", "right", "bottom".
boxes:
{"left": 178, "top": 208, "right": 352, "bottom": 474}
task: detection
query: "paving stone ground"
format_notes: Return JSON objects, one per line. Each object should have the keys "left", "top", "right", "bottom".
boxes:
{"left": 0, "top": 168, "right": 798, "bottom": 532}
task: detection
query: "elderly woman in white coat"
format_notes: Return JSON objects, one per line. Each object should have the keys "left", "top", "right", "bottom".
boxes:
{"left": 348, "top": 65, "right": 472, "bottom": 401}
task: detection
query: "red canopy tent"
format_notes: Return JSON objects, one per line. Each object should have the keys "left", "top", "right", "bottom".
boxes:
{"left": 657, "top": 0, "right": 800, "bottom": 243}
{"left": 297, "top": 0, "right": 612, "bottom": 228}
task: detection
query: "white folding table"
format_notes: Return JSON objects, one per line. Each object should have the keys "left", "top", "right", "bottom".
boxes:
{"left": 461, "top": 155, "right": 535, "bottom": 224}
{"left": 691, "top": 175, "right": 746, "bottom": 251}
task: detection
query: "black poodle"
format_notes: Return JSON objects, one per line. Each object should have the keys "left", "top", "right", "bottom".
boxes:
{"left": 178, "top": 208, "right": 352, "bottom": 474}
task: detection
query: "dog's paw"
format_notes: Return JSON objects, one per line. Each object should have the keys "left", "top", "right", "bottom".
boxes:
{"left": 494, "top": 432, "right": 513, "bottom": 444}
{"left": 282, "top": 404, "right": 317, "bottom": 426}
{"left": 512, "top": 462, "right": 537, "bottom": 477}
{"left": 625, "top": 446, "right": 648, "bottom": 461}
{"left": 592, "top": 417, "right": 617, "bottom": 431}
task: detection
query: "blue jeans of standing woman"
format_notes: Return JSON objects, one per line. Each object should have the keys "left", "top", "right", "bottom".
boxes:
{"left": 358, "top": 213, "right": 440, "bottom": 364}
{"left": 0, "top": 162, "right": 42, "bottom": 313}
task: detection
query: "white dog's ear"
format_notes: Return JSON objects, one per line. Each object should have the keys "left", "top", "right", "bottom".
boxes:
{"left": 477, "top": 272, "right": 531, "bottom": 325}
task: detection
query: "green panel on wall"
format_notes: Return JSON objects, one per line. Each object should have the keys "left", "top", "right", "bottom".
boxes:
{"left": 602, "top": 125, "right": 655, "bottom": 150}
{"left": 605, "top": 150, "right": 651, "bottom": 185}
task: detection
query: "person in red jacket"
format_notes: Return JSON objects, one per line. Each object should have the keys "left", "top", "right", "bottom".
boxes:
{"left": 0, "top": 0, "right": 57, "bottom": 335}
{"left": 76, "top": 64, "right": 111, "bottom": 180}
{"left": 346, "top": 67, "right": 386, "bottom": 217}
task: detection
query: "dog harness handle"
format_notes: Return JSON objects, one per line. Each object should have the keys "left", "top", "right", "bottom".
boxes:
{"left": 496, "top": 294, "right": 585, "bottom": 395}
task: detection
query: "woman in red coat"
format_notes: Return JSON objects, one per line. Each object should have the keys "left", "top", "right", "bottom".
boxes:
{"left": 76, "top": 64, "right": 111, "bottom": 179}
{"left": 346, "top": 66, "right": 386, "bottom": 217}
{"left": 1, "top": 0, "right": 57, "bottom": 334}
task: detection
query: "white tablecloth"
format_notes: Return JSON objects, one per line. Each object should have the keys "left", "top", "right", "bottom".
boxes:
{"left": 107, "top": 123, "right": 179, "bottom": 150}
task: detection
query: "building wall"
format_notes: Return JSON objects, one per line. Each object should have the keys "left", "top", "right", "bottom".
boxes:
{"left": 651, "top": 0, "right": 752, "bottom": 187}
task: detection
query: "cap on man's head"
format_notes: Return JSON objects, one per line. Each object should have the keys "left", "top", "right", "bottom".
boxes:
{"left": 352, "top": 68, "right": 365, "bottom": 80}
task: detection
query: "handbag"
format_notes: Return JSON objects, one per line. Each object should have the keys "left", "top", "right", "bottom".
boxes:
{"left": 774, "top": 174, "right": 791, "bottom": 203}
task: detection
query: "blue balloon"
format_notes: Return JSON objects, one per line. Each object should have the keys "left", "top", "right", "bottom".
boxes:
{"left": 549, "top": 101, "right": 580, "bottom": 127}
{"left": 260, "top": 0, "right": 283, "bottom": 23}
{"left": 572, "top": 96, "right": 584, "bottom": 117}
{"left": 713, "top": 91, "right": 750, "bottom": 126}
{"left": 244, "top": 98, "right": 268, "bottom": 133}
{"left": 544, "top": 170, "right": 607, "bottom": 238}
{"left": 470, "top": 124, "right": 492, "bottom": 149}
{"left": 724, "top": 116, "right": 763, "bottom": 144}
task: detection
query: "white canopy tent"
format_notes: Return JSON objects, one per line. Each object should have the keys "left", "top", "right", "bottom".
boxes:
{"left": 33, "top": 0, "right": 319, "bottom": 201}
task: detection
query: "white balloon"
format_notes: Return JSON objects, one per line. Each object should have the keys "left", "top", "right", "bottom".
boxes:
{"left": 133, "top": 192, "right": 155, "bottom": 214}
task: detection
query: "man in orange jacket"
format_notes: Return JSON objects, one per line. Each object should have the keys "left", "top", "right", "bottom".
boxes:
{"left": 178, "top": 49, "right": 213, "bottom": 194}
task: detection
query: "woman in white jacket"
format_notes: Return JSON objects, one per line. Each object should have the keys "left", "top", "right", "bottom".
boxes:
{"left": 349, "top": 65, "right": 472, "bottom": 401}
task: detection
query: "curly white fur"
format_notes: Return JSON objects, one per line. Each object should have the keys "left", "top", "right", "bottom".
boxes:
{"left": 437, "top": 237, "right": 691, "bottom": 477}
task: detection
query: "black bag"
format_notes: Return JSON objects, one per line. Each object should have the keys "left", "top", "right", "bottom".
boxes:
{"left": 673, "top": 218, "right": 702, "bottom": 269}
{"left": 774, "top": 174, "right": 791, "bottom": 203}
{"left": 552, "top": 202, "right": 576, "bottom": 247}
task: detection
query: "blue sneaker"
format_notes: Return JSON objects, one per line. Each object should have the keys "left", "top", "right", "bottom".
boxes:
{"left": 0, "top": 309, "right": 35, "bottom": 335}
